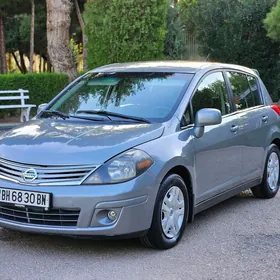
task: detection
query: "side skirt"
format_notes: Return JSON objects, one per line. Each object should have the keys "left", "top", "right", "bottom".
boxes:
{"left": 194, "top": 178, "right": 262, "bottom": 215}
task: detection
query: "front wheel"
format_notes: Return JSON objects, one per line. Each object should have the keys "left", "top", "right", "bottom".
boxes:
{"left": 140, "top": 174, "right": 189, "bottom": 249}
{"left": 251, "top": 144, "right": 280, "bottom": 199}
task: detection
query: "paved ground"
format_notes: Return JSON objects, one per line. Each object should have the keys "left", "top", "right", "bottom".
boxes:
{"left": 1, "top": 191, "right": 280, "bottom": 280}
{"left": 1, "top": 128, "right": 280, "bottom": 279}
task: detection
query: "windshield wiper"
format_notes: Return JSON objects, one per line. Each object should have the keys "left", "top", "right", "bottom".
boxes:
{"left": 41, "top": 110, "right": 69, "bottom": 120}
{"left": 76, "top": 110, "right": 151, "bottom": 124}
{"left": 41, "top": 110, "right": 105, "bottom": 122}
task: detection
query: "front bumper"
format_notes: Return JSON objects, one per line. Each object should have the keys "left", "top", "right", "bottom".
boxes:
{"left": 0, "top": 173, "right": 157, "bottom": 237}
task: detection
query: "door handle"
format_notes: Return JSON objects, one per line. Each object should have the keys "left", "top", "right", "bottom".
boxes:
{"left": 230, "top": 125, "right": 239, "bottom": 133}
{"left": 262, "top": 116, "right": 268, "bottom": 123}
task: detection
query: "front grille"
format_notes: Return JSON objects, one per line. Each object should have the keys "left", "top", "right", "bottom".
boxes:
{"left": 0, "top": 157, "right": 97, "bottom": 185}
{"left": 0, "top": 203, "right": 80, "bottom": 227}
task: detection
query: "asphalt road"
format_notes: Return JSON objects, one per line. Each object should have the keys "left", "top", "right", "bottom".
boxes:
{"left": 1, "top": 129, "right": 280, "bottom": 280}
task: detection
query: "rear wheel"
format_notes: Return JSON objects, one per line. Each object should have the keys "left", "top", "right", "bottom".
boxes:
{"left": 140, "top": 174, "right": 189, "bottom": 249}
{"left": 251, "top": 144, "right": 280, "bottom": 199}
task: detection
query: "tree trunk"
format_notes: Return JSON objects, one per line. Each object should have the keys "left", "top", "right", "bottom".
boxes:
{"left": 19, "top": 51, "right": 27, "bottom": 74}
{"left": 12, "top": 52, "right": 23, "bottom": 73}
{"left": 0, "top": 16, "right": 7, "bottom": 74}
{"left": 46, "top": 0, "right": 78, "bottom": 82}
{"left": 46, "top": 54, "right": 52, "bottom": 72}
{"left": 74, "top": 0, "right": 88, "bottom": 70}
{"left": 29, "top": 0, "right": 35, "bottom": 73}
{"left": 39, "top": 55, "right": 42, "bottom": 72}
{"left": 43, "top": 58, "right": 46, "bottom": 72}
{"left": 82, "top": 34, "right": 88, "bottom": 70}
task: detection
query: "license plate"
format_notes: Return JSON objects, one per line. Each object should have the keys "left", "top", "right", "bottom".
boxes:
{"left": 0, "top": 188, "right": 50, "bottom": 209}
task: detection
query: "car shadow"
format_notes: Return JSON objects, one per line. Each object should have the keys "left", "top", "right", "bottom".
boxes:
{"left": 0, "top": 190, "right": 260, "bottom": 254}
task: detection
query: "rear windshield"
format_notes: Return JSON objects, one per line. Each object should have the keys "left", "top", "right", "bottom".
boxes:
{"left": 49, "top": 72, "right": 194, "bottom": 122}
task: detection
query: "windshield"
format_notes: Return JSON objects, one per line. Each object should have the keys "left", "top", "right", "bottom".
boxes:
{"left": 48, "top": 72, "right": 194, "bottom": 122}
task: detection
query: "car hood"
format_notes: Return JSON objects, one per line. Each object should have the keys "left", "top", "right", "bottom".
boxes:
{"left": 0, "top": 119, "right": 164, "bottom": 165}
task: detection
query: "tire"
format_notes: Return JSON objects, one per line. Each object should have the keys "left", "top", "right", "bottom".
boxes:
{"left": 251, "top": 144, "right": 280, "bottom": 199}
{"left": 140, "top": 174, "right": 189, "bottom": 250}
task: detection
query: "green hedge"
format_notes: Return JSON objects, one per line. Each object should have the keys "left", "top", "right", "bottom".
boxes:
{"left": 0, "top": 73, "right": 69, "bottom": 118}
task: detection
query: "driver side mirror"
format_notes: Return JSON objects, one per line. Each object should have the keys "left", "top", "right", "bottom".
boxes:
{"left": 37, "top": 103, "right": 48, "bottom": 114}
{"left": 194, "top": 108, "right": 222, "bottom": 138}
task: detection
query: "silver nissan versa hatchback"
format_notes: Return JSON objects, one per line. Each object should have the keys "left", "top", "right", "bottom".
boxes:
{"left": 1, "top": 61, "right": 280, "bottom": 249}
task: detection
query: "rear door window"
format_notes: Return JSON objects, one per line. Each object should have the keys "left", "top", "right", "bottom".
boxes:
{"left": 226, "top": 72, "right": 262, "bottom": 110}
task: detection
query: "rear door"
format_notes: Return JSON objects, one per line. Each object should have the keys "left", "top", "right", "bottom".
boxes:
{"left": 226, "top": 71, "right": 270, "bottom": 182}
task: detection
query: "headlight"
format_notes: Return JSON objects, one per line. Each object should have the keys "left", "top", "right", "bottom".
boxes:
{"left": 82, "top": 149, "right": 154, "bottom": 185}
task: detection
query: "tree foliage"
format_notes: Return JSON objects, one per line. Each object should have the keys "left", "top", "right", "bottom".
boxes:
{"left": 179, "top": 0, "right": 198, "bottom": 34}
{"left": 6, "top": 14, "right": 30, "bottom": 54}
{"left": 183, "top": 0, "right": 280, "bottom": 99}
{"left": 264, "top": 0, "right": 280, "bottom": 41}
{"left": 3, "top": 0, "right": 48, "bottom": 73}
{"left": 0, "top": 0, "right": 29, "bottom": 17}
{"left": 84, "top": 0, "right": 168, "bottom": 69}
{"left": 164, "top": 2, "right": 185, "bottom": 59}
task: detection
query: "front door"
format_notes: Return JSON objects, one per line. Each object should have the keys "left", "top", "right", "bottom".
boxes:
{"left": 190, "top": 71, "right": 243, "bottom": 203}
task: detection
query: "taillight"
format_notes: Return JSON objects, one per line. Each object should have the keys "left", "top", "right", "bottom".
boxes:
{"left": 271, "top": 104, "right": 280, "bottom": 116}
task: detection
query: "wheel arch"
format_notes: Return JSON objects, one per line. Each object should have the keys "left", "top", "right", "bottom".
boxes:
{"left": 265, "top": 136, "right": 280, "bottom": 172}
{"left": 162, "top": 165, "right": 195, "bottom": 223}
{"left": 272, "top": 138, "right": 280, "bottom": 150}
{"left": 261, "top": 133, "right": 280, "bottom": 173}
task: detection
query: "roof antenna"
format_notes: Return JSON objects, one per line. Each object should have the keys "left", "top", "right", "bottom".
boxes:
{"left": 204, "top": 54, "right": 210, "bottom": 61}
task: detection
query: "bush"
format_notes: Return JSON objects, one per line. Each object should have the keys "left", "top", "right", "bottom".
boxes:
{"left": 0, "top": 73, "right": 69, "bottom": 117}
{"left": 84, "top": 0, "right": 168, "bottom": 69}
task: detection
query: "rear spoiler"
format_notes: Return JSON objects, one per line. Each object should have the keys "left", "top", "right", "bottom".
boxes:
{"left": 252, "top": 69, "right": 260, "bottom": 76}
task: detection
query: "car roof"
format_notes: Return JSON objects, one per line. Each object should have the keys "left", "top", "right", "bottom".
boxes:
{"left": 91, "top": 61, "right": 256, "bottom": 75}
